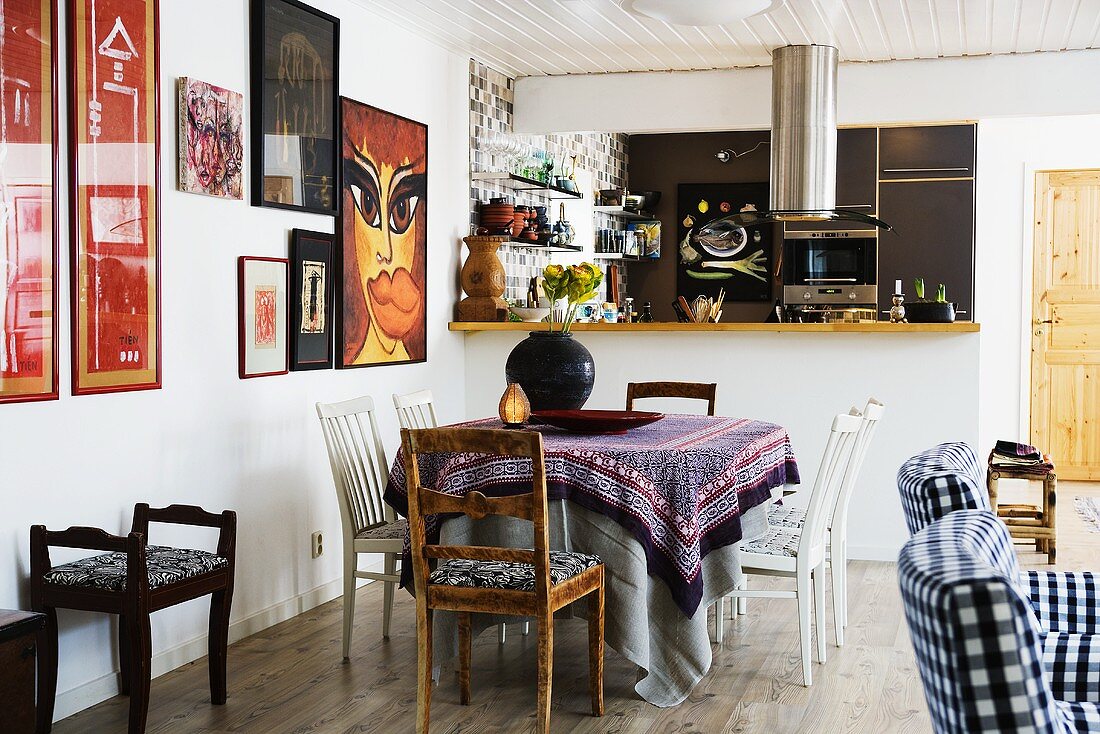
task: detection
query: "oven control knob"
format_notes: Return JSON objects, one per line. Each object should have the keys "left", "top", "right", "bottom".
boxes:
{"left": 849, "top": 291, "right": 858, "bottom": 300}
{"left": 803, "top": 291, "right": 812, "bottom": 300}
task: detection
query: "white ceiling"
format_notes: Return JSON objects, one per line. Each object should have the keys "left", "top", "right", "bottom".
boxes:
{"left": 361, "top": 0, "right": 1100, "bottom": 78}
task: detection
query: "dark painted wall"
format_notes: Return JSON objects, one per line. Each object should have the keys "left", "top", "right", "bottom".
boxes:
{"left": 627, "top": 131, "right": 777, "bottom": 322}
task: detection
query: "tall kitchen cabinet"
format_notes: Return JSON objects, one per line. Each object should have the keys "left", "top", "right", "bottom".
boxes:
{"left": 877, "top": 124, "right": 977, "bottom": 318}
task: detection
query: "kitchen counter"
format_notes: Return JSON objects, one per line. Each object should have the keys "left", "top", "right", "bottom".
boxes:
{"left": 450, "top": 321, "right": 980, "bottom": 333}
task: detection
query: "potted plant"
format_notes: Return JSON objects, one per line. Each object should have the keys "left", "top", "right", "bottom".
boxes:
{"left": 505, "top": 263, "right": 603, "bottom": 410}
{"left": 905, "top": 278, "right": 956, "bottom": 323}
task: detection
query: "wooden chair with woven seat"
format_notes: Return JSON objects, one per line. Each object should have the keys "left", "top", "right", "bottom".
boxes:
{"left": 402, "top": 426, "right": 605, "bottom": 734}
{"left": 30, "top": 503, "right": 235, "bottom": 734}
{"left": 317, "top": 396, "right": 405, "bottom": 658}
{"left": 625, "top": 381, "right": 717, "bottom": 415}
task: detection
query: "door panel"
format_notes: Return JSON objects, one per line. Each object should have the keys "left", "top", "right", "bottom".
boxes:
{"left": 1032, "top": 170, "right": 1100, "bottom": 480}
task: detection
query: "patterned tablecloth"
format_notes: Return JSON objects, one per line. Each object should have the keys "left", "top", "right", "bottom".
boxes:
{"left": 384, "top": 414, "right": 799, "bottom": 616}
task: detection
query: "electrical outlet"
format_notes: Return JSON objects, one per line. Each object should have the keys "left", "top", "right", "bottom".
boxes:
{"left": 311, "top": 531, "right": 324, "bottom": 559}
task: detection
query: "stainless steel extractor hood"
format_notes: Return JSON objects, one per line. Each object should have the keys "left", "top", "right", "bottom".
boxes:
{"left": 701, "top": 44, "right": 890, "bottom": 231}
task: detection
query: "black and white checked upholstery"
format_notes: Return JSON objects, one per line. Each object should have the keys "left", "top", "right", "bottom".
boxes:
{"left": 896, "top": 442, "right": 988, "bottom": 535}
{"left": 897, "top": 444, "right": 1100, "bottom": 703}
{"left": 899, "top": 510, "right": 1100, "bottom": 733}
{"left": 428, "top": 551, "right": 601, "bottom": 592}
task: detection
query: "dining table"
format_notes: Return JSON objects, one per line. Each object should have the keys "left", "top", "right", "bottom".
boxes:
{"left": 383, "top": 413, "right": 800, "bottom": 707}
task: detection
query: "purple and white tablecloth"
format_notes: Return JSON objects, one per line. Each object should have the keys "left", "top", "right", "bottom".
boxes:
{"left": 384, "top": 414, "right": 799, "bottom": 616}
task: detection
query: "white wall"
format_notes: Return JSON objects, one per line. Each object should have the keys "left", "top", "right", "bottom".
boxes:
{"left": 463, "top": 330, "right": 981, "bottom": 560}
{"left": 974, "top": 115, "right": 1100, "bottom": 454}
{"left": 0, "top": 0, "right": 469, "bottom": 719}
{"left": 514, "top": 49, "right": 1100, "bottom": 133}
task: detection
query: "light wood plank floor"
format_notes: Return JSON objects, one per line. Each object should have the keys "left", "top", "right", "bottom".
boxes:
{"left": 54, "top": 482, "right": 1099, "bottom": 734}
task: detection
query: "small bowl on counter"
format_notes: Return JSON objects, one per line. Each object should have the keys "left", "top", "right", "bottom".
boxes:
{"left": 509, "top": 306, "right": 551, "bottom": 323}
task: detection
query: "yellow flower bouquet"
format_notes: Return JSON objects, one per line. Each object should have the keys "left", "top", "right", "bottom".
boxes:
{"left": 541, "top": 262, "right": 604, "bottom": 334}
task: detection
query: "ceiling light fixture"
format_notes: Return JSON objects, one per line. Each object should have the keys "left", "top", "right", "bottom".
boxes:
{"left": 622, "top": 0, "right": 781, "bottom": 27}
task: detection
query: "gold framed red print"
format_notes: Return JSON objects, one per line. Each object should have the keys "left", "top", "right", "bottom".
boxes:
{"left": 339, "top": 97, "right": 427, "bottom": 369}
{"left": 68, "top": 0, "right": 161, "bottom": 394}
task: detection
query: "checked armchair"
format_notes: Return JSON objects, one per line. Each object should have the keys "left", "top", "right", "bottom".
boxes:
{"left": 897, "top": 443, "right": 1099, "bottom": 703}
{"left": 899, "top": 510, "right": 1100, "bottom": 733}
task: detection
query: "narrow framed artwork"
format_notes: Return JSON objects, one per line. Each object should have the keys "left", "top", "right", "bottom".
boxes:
{"left": 289, "top": 229, "right": 334, "bottom": 371}
{"left": 178, "top": 77, "right": 244, "bottom": 199}
{"left": 69, "top": 0, "right": 161, "bottom": 395}
{"left": 1, "top": 0, "right": 59, "bottom": 404}
{"left": 250, "top": 0, "right": 340, "bottom": 215}
{"left": 339, "top": 97, "right": 427, "bottom": 369}
{"left": 238, "top": 256, "right": 288, "bottom": 378}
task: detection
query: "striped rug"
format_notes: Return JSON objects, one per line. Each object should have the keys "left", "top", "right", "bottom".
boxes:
{"left": 1075, "top": 497, "right": 1100, "bottom": 533}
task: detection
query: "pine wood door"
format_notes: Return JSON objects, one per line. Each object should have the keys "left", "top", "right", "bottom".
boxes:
{"left": 1031, "top": 170, "right": 1100, "bottom": 480}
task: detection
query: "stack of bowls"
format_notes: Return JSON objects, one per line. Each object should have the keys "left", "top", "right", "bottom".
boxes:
{"left": 479, "top": 198, "right": 515, "bottom": 236}
{"left": 512, "top": 206, "right": 530, "bottom": 237}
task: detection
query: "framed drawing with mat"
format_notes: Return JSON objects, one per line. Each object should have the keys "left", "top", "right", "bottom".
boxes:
{"left": 289, "top": 229, "right": 334, "bottom": 370}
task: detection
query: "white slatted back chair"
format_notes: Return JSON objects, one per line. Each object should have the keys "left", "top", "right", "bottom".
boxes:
{"left": 727, "top": 412, "right": 861, "bottom": 686}
{"left": 829, "top": 398, "right": 885, "bottom": 643}
{"left": 393, "top": 389, "right": 438, "bottom": 430}
{"left": 316, "top": 396, "right": 404, "bottom": 657}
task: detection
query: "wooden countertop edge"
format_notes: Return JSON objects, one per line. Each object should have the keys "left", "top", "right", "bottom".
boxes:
{"left": 449, "top": 321, "right": 980, "bottom": 333}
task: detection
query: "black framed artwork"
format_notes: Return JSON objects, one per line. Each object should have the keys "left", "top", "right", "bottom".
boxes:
{"left": 249, "top": 0, "right": 340, "bottom": 215}
{"left": 289, "top": 229, "right": 334, "bottom": 370}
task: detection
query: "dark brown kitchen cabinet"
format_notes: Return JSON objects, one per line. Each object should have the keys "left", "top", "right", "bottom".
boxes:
{"left": 877, "top": 178, "right": 975, "bottom": 318}
{"left": 0, "top": 610, "right": 45, "bottom": 734}
{"left": 879, "top": 124, "right": 976, "bottom": 180}
{"left": 786, "top": 127, "right": 879, "bottom": 232}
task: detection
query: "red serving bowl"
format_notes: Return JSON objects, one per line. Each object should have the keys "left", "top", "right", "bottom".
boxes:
{"left": 531, "top": 409, "right": 664, "bottom": 434}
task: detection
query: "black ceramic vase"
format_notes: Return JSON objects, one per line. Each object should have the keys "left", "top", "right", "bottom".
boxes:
{"left": 505, "top": 331, "right": 595, "bottom": 411}
{"left": 905, "top": 301, "right": 956, "bottom": 323}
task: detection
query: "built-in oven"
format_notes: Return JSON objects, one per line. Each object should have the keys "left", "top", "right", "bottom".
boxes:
{"left": 782, "top": 230, "right": 877, "bottom": 318}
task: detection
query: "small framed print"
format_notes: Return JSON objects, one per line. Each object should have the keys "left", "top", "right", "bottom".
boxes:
{"left": 289, "top": 230, "right": 334, "bottom": 371}
{"left": 238, "top": 256, "right": 288, "bottom": 378}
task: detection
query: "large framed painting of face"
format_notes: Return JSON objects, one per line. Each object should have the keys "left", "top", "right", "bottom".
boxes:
{"left": 250, "top": 0, "right": 339, "bottom": 215}
{"left": 289, "top": 229, "right": 334, "bottom": 371}
{"left": 339, "top": 97, "right": 427, "bottom": 369}
{"left": 1, "top": 0, "right": 59, "bottom": 404}
{"left": 69, "top": 0, "right": 160, "bottom": 395}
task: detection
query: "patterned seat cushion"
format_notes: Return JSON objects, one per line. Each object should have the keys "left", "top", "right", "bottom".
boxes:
{"left": 741, "top": 527, "right": 801, "bottom": 557}
{"left": 356, "top": 518, "right": 407, "bottom": 541}
{"left": 767, "top": 504, "right": 806, "bottom": 530}
{"left": 42, "top": 545, "right": 228, "bottom": 592}
{"left": 428, "top": 550, "right": 601, "bottom": 592}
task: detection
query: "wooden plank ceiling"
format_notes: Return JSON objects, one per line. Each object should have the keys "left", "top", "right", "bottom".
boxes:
{"left": 358, "top": 0, "right": 1100, "bottom": 78}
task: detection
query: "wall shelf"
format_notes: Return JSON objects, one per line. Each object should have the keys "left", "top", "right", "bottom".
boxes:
{"left": 472, "top": 171, "right": 583, "bottom": 199}
{"left": 592, "top": 206, "right": 656, "bottom": 221}
{"left": 592, "top": 252, "right": 657, "bottom": 262}
{"left": 502, "top": 239, "right": 583, "bottom": 254}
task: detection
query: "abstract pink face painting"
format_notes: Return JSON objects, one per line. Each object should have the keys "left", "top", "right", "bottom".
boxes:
{"left": 178, "top": 77, "right": 244, "bottom": 199}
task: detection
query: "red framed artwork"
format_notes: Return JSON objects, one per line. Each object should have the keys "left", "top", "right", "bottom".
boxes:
{"left": 0, "top": 0, "right": 59, "bottom": 404}
{"left": 69, "top": 0, "right": 161, "bottom": 394}
{"left": 238, "top": 256, "right": 289, "bottom": 379}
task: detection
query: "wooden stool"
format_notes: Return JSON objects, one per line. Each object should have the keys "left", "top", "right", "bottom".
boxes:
{"left": 987, "top": 457, "right": 1057, "bottom": 563}
{"left": 0, "top": 610, "right": 46, "bottom": 734}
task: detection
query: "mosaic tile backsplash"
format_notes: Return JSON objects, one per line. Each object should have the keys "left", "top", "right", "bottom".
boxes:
{"left": 469, "top": 60, "right": 630, "bottom": 306}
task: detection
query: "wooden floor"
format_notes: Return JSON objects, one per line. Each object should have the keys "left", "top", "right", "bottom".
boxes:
{"left": 55, "top": 482, "right": 1100, "bottom": 734}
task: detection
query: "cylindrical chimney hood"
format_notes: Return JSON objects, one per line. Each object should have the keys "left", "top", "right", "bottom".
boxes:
{"left": 769, "top": 44, "right": 838, "bottom": 212}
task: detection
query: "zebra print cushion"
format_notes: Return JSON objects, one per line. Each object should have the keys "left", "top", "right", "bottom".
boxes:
{"left": 428, "top": 550, "right": 601, "bottom": 591}
{"left": 741, "top": 527, "right": 802, "bottom": 557}
{"left": 42, "top": 545, "right": 228, "bottom": 592}
{"left": 356, "top": 519, "right": 407, "bottom": 541}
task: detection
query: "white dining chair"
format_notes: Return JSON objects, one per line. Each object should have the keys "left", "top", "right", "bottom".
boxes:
{"left": 763, "top": 398, "right": 885, "bottom": 646}
{"left": 316, "top": 396, "right": 404, "bottom": 659}
{"left": 391, "top": 388, "right": 529, "bottom": 644}
{"left": 726, "top": 412, "right": 861, "bottom": 686}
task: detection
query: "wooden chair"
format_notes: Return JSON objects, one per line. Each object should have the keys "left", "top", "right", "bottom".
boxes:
{"left": 30, "top": 504, "right": 235, "bottom": 734}
{"left": 317, "top": 396, "right": 404, "bottom": 658}
{"left": 625, "top": 381, "right": 717, "bottom": 415}
{"left": 402, "top": 427, "right": 605, "bottom": 734}
{"left": 393, "top": 389, "right": 528, "bottom": 644}
{"left": 725, "top": 413, "right": 860, "bottom": 686}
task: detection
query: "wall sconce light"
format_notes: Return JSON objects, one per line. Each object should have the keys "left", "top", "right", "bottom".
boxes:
{"left": 498, "top": 383, "right": 531, "bottom": 427}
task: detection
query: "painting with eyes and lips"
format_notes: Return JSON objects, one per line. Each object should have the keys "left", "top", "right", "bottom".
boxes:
{"left": 338, "top": 97, "right": 427, "bottom": 369}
